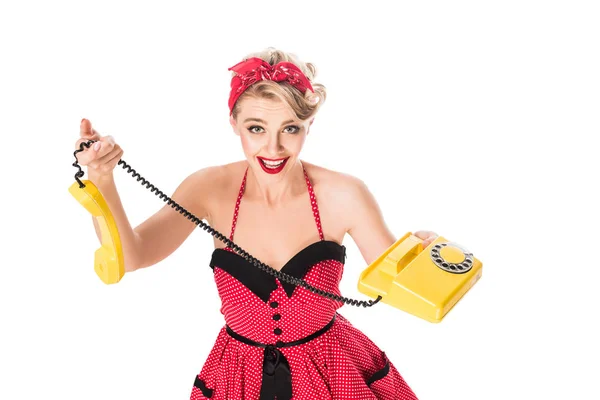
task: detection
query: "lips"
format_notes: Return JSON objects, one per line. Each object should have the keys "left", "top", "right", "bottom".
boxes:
{"left": 257, "top": 156, "right": 289, "bottom": 174}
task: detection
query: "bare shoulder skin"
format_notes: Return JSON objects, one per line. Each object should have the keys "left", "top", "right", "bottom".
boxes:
{"left": 302, "top": 162, "right": 396, "bottom": 266}
{"left": 132, "top": 162, "right": 243, "bottom": 270}
{"left": 131, "top": 166, "right": 213, "bottom": 270}
{"left": 131, "top": 159, "right": 395, "bottom": 272}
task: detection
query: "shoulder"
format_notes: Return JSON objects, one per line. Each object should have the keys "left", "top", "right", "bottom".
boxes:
{"left": 184, "top": 160, "right": 247, "bottom": 187}
{"left": 302, "top": 162, "right": 395, "bottom": 262}
{"left": 303, "top": 161, "right": 371, "bottom": 205}
{"left": 302, "top": 162, "right": 376, "bottom": 234}
{"left": 175, "top": 161, "right": 247, "bottom": 208}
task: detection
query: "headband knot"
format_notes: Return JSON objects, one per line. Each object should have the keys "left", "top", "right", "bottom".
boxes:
{"left": 228, "top": 57, "right": 314, "bottom": 114}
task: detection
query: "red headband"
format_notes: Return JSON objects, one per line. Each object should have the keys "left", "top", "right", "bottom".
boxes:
{"left": 228, "top": 57, "right": 314, "bottom": 114}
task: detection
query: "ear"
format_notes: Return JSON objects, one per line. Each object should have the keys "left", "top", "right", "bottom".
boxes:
{"left": 230, "top": 115, "right": 240, "bottom": 136}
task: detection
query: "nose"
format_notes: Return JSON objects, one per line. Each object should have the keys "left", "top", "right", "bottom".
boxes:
{"left": 266, "top": 133, "right": 284, "bottom": 155}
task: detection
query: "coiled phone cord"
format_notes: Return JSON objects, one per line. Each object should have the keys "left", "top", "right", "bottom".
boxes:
{"left": 73, "top": 140, "right": 382, "bottom": 308}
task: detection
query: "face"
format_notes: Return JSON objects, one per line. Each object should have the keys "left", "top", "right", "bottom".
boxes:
{"left": 230, "top": 97, "right": 313, "bottom": 178}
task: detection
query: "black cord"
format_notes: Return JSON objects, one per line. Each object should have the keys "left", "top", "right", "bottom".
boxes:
{"left": 73, "top": 140, "right": 382, "bottom": 308}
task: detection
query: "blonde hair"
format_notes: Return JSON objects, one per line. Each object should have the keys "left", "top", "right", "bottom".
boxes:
{"left": 230, "top": 47, "right": 327, "bottom": 121}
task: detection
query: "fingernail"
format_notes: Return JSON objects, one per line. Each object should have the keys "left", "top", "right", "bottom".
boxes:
{"left": 93, "top": 142, "right": 101, "bottom": 151}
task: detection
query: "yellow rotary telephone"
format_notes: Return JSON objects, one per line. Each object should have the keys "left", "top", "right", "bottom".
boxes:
{"left": 70, "top": 140, "right": 482, "bottom": 322}
{"left": 358, "top": 233, "right": 482, "bottom": 323}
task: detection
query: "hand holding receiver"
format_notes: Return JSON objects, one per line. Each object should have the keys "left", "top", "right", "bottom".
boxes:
{"left": 75, "top": 119, "right": 124, "bottom": 182}
{"left": 357, "top": 232, "right": 483, "bottom": 323}
{"left": 70, "top": 118, "right": 127, "bottom": 284}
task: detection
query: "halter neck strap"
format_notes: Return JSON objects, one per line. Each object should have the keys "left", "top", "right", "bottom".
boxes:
{"left": 228, "top": 164, "right": 324, "bottom": 243}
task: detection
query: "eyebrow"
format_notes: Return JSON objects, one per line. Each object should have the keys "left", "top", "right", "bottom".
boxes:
{"left": 243, "top": 118, "right": 296, "bottom": 125}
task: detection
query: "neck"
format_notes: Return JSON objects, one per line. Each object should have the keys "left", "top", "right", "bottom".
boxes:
{"left": 246, "top": 160, "right": 305, "bottom": 207}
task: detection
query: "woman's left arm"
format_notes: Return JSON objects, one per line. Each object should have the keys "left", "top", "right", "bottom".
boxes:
{"left": 343, "top": 176, "right": 438, "bottom": 265}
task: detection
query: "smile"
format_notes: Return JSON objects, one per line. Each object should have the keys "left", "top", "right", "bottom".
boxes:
{"left": 257, "top": 157, "right": 289, "bottom": 174}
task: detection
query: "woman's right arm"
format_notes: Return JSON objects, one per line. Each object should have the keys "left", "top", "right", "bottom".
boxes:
{"left": 90, "top": 169, "right": 210, "bottom": 272}
{"left": 77, "top": 118, "right": 212, "bottom": 273}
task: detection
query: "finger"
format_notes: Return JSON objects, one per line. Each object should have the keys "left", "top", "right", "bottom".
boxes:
{"left": 413, "top": 230, "right": 428, "bottom": 240}
{"left": 76, "top": 136, "right": 109, "bottom": 165}
{"left": 92, "top": 136, "right": 116, "bottom": 159}
{"left": 90, "top": 143, "right": 121, "bottom": 167}
{"left": 101, "top": 148, "right": 124, "bottom": 172}
{"left": 89, "top": 147, "right": 123, "bottom": 173}
{"left": 88, "top": 143, "right": 121, "bottom": 169}
{"left": 75, "top": 137, "right": 93, "bottom": 150}
{"left": 75, "top": 132, "right": 101, "bottom": 149}
{"left": 80, "top": 119, "right": 104, "bottom": 139}
{"left": 80, "top": 118, "right": 94, "bottom": 137}
{"left": 76, "top": 142, "right": 101, "bottom": 166}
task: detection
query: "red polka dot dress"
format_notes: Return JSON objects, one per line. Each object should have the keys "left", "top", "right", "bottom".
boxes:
{"left": 190, "top": 165, "right": 418, "bottom": 400}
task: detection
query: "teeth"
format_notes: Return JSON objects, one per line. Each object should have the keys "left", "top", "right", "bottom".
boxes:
{"left": 262, "top": 159, "right": 284, "bottom": 168}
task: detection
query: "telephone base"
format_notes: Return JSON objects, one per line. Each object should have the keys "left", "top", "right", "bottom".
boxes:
{"left": 357, "top": 232, "right": 482, "bottom": 323}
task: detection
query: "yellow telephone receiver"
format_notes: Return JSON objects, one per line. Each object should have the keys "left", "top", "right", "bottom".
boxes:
{"left": 70, "top": 139, "right": 482, "bottom": 320}
{"left": 69, "top": 179, "right": 125, "bottom": 284}
{"left": 358, "top": 232, "right": 482, "bottom": 323}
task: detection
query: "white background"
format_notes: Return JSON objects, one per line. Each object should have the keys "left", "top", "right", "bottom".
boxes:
{"left": 1, "top": 1, "right": 598, "bottom": 399}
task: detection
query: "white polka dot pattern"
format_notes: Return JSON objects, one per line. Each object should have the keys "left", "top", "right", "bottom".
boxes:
{"left": 189, "top": 166, "right": 418, "bottom": 399}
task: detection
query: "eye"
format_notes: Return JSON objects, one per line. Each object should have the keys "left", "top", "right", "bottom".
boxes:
{"left": 248, "top": 125, "right": 264, "bottom": 134}
{"left": 284, "top": 125, "right": 300, "bottom": 134}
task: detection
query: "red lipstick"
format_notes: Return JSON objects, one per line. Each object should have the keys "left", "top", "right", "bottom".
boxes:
{"left": 257, "top": 157, "right": 289, "bottom": 174}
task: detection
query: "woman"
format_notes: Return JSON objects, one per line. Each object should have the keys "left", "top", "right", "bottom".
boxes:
{"left": 76, "top": 48, "right": 437, "bottom": 400}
